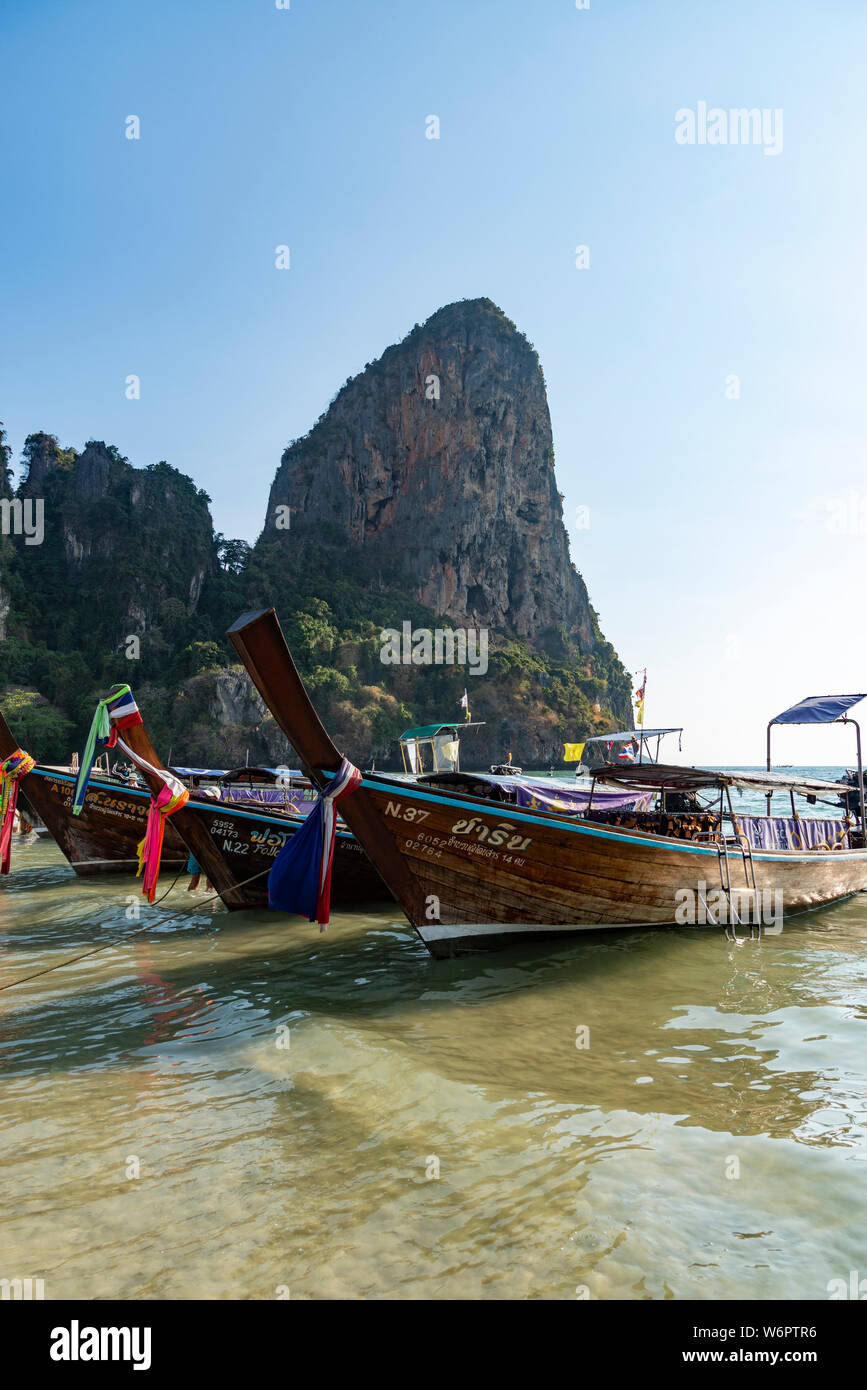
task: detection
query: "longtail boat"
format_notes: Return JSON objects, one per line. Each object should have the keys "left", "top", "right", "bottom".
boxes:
{"left": 0, "top": 699, "right": 387, "bottom": 908}
{"left": 226, "top": 608, "right": 867, "bottom": 957}
{"left": 0, "top": 707, "right": 187, "bottom": 876}
{"left": 83, "top": 688, "right": 390, "bottom": 911}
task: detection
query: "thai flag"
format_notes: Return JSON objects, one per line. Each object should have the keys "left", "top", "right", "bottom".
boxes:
{"left": 108, "top": 688, "right": 143, "bottom": 729}
{"left": 618, "top": 744, "right": 636, "bottom": 762}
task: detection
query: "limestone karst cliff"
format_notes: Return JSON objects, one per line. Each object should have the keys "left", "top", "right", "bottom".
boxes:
{"left": 0, "top": 299, "right": 631, "bottom": 765}
{"left": 15, "top": 435, "right": 216, "bottom": 646}
{"left": 263, "top": 298, "right": 601, "bottom": 653}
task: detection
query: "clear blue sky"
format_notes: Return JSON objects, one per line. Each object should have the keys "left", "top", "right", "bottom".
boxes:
{"left": 2, "top": 0, "right": 866, "bottom": 762}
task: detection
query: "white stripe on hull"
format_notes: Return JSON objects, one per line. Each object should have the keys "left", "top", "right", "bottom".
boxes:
{"left": 71, "top": 856, "right": 186, "bottom": 873}
{"left": 73, "top": 858, "right": 142, "bottom": 868}
{"left": 417, "top": 919, "right": 662, "bottom": 946}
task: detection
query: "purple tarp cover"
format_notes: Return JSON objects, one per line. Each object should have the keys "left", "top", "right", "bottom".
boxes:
{"left": 737, "top": 814, "right": 850, "bottom": 851}
{"left": 514, "top": 785, "right": 652, "bottom": 814}
{"left": 500, "top": 779, "right": 651, "bottom": 814}
{"left": 221, "top": 786, "right": 316, "bottom": 812}
{"left": 222, "top": 776, "right": 649, "bottom": 819}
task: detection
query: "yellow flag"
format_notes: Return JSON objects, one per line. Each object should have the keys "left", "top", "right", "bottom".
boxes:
{"left": 635, "top": 669, "right": 646, "bottom": 726}
{"left": 563, "top": 741, "right": 586, "bottom": 762}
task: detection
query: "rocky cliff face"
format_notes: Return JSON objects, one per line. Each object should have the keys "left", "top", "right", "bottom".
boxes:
{"left": 15, "top": 435, "right": 216, "bottom": 650}
{"left": 0, "top": 433, "right": 227, "bottom": 757}
{"left": 264, "top": 299, "right": 601, "bottom": 653}
{"left": 142, "top": 666, "right": 291, "bottom": 769}
{"left": 0, "top": 299, "right": 631, "bottom": 763}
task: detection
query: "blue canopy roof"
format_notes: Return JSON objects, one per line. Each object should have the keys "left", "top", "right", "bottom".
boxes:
{"left": 770, "top": 694, "right": 867, "bottom": 725}
{"left": 169, "top": 765, "right": 303, "bottom": 780}
{"left": 169, "top": 767, "right": 230, "bottom": 779}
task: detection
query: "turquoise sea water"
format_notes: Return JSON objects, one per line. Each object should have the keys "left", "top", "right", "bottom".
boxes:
{"left": 0, "top": 771, "right": 865, "bottom": 1301}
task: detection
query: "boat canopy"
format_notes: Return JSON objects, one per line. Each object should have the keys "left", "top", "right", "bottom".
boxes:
{"left": 399, "top": 724, "right": 461, "bottom": 740}
{"left": 592, "top": 762, "right": 849, "bottom": 798}
{"left": 169, "top": 766, "right": 230, "bottom": 779}
{"left": 170, "top": 765, "right": 304, "bottom": 783}
{"left": 583, "top": 728, "right": 682, "bottom": 743}
{"left": 575, "top": 726, "right": 682, "bottom": 772}
{"left": 766, "top": 692, "right": 867, "bottom": 826}
{"left": 770, "top": 694, "right": 867, "bottom": 725}
{"left": 399, "top": 724, "right": 461, "bottom": 775}
{"left": 219, "top": 766, "right": 304, "bottom": 782}
{"left": 398, "top": 720, "right": 484, "bottom": 775}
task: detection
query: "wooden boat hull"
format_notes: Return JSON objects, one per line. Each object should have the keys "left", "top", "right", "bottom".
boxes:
{"left": 0, "top": 705, "right": 188, "bottom": 876}
{"left": 173, "top": 792, "right": 390, "bottom": 910}
{"left": 16, "top": 767, "right": 188, "bottom": 876}
{"left": 104, "top": 710, "right": 392, "bottom": 912}
{"left": 0, "top": 706, "right": 387, "bottom": 909}
{"left": 226, "top": 608, "right": 867, "bottom": 957}
{"left": 356, "top": 776, "right": 867, "bottom": 953}
{"left": 19, "top": 763, "right": 386, "bottom": 907}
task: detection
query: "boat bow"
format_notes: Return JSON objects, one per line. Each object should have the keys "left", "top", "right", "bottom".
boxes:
{"left": 227, "top": 608, "right": 429, "bottom": 931}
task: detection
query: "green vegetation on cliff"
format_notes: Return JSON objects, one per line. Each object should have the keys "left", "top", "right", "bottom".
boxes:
{"left": 0, "top": 426, "right": 632, "bottom": 767}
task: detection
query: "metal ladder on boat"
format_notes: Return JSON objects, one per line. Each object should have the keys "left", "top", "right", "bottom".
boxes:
{"left": 714, "top": 830, "right": 758, "bottom": 937}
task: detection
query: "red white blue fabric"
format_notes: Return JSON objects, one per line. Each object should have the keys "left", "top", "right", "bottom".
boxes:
{"left": 268, "top": 759, "right": 362, "bottom": 925}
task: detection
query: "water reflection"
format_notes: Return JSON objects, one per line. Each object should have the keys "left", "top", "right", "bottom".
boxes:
{"left": 1, "top": 840, "right": 866, "bottom": 1299}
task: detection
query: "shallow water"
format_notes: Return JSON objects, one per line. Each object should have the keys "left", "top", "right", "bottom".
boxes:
{"left": 2, "top": 821, "right": 866, "bottom": 1301}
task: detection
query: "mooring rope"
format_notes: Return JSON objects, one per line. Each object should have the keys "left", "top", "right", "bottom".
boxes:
{"left": 0, "top": 865, "right": 274, "bottom": 994}
{"left": 149, "top": 865, "right": 187, "bottom": 905}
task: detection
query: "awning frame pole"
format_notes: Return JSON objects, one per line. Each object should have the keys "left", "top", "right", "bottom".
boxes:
{"left": 768, "top": 712, "right": 866, "bottom": 842}
{"left": 840, "top": 716, "right": 866, "bottom": 843}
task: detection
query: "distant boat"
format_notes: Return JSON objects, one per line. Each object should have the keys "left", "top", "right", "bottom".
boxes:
{"left": 576, "top": 726, "right": 683, "bottom": 776}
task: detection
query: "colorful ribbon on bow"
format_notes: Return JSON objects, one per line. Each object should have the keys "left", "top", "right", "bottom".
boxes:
{"left": 136, "top": 779, "right": 190, "bottom": 902}
{"left": 0, "top": 748, "right": 36, "bottom": 875}
{"left": 72, "top": 684, "right": 188, "bottom": 899}
{"left": 73, "top": 685, "right": 142, "bottom": 815}
{"left": 267, "top": 758, "right": 362, "bottom": 926}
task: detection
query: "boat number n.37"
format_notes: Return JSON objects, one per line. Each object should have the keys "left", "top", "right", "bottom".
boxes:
{"left": 385, "top": 800, "right": 430, "bottom": 823}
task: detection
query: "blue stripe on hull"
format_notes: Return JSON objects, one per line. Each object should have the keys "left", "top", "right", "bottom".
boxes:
{"left": 345, "top": 773, "right": 867, "bottom": 866}
{"left": 30, "top": 767, "right": 355, "bottom": 840}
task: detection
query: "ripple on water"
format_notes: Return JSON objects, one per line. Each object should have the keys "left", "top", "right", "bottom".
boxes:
{"left": 1, "top": 841, "right": 866, "bottom": 1297}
